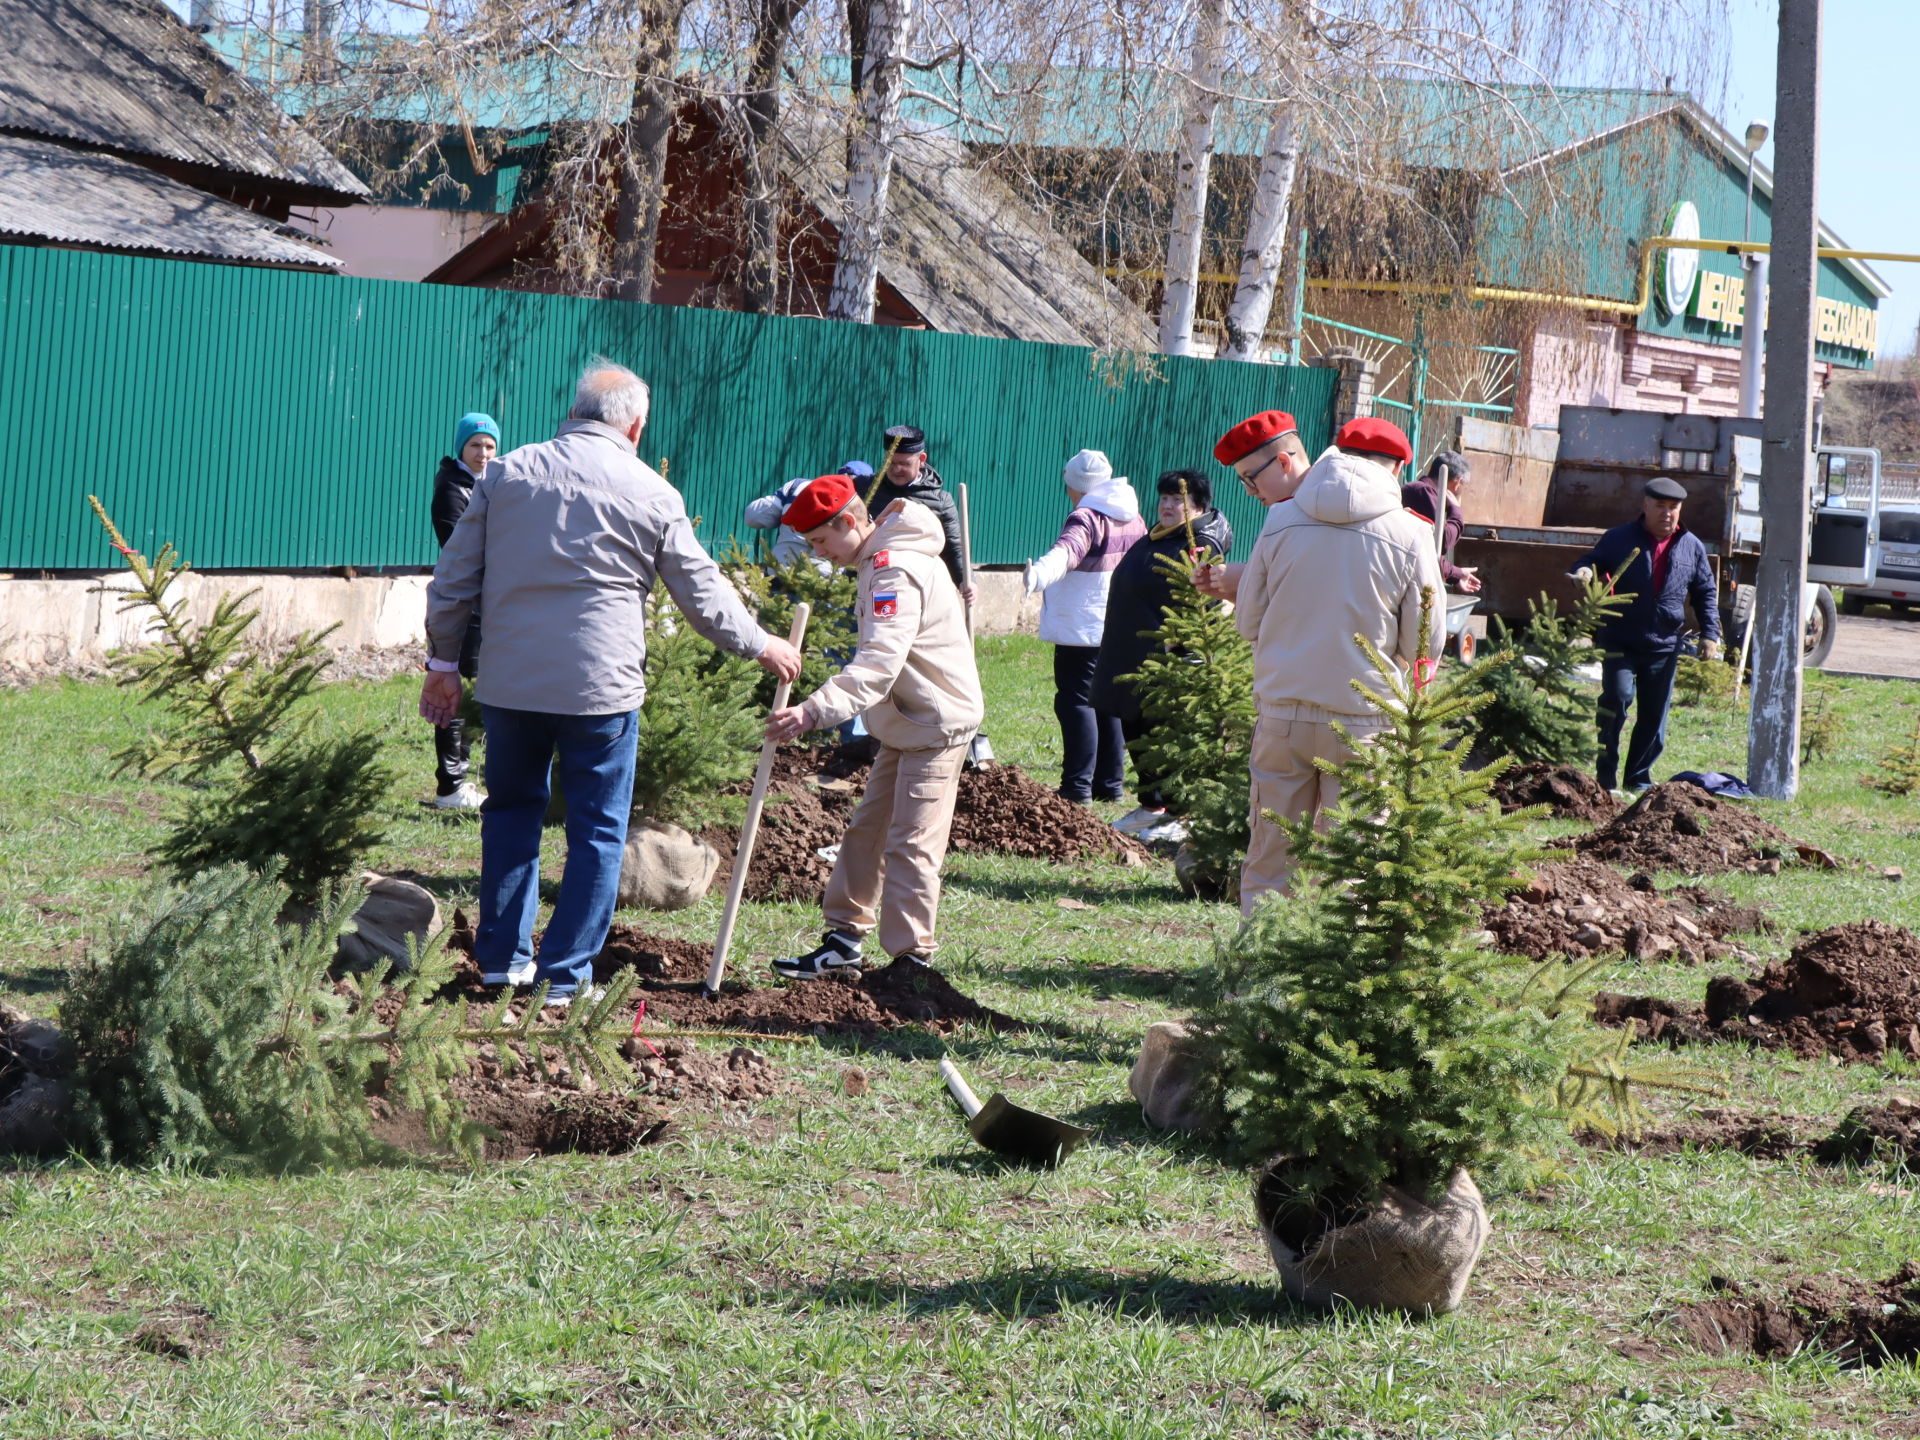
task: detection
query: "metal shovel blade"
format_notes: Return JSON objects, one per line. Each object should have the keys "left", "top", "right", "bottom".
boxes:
{"left": 968, "top": 1093, "right": 1091, "bottom": 1168}
{"left": 966, "top": 730, "right": 995, "bottom": 770}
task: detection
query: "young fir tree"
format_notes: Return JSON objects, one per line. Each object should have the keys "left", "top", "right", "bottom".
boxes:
{"left": 724, "top": 540, "right": 860, "bottom": 717}
{"left": 1125, "top": 549, "right": 1254, "bottom": 890}
{"left": 88, "top": 500, "right": 392, "bottom": 907}
{"left": 1202, "top": 599, "right": 1561, "bottom": 1205}
{"left": 1673, "top": 652, "right": 1736, "bottom": 708}
{"left": 1467, "top": 566, "right": 1634, "bottom": 768}
{"left": 1800, "top": 680, "right": 1843, "bottom": 767}
{"left": 630, "top": 585, "right": 763, "bottom": 828}
{"left": 1865, "top": 712, "right": 1920, "bottom": 796}
{"left": 1198, "top": 599, "right": 1717, "bottom": 1209}
{"left": 61, "top": 866, "right": 636, "bottom": 1170}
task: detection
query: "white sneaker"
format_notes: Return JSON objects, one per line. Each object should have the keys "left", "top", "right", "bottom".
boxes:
{"left": 480, "top": 959, "right": 537, "bottom": 987}
{"left": 543, "top": 986, "right": 605, "bottom": 1011}
{"left": 1112, "top": 806, "right": 1167, "bottom": 837}
{"left": 433, "top": 782, "right": 486, "bottom": 811}
{"left": 1139, "top": 818, "right": 1190, "bottom": 846}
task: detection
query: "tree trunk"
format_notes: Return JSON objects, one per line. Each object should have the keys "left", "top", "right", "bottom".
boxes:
{"left": 1158, "top": 0, "right": 1227, "bottom": 357}
{"left": 827, "top": 0, "right": 913, "bottom": 324}
{"left": 613, "top": 0, "right": 692, "bottom": 304}
{"left": 741, "top": 0, "right": 812, "bottom": 315}
{"left": 1220, "top": 100, "right": 1299, "bottom": 363}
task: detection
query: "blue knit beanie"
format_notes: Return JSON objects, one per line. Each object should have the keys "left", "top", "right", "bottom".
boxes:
{"left": 454, "top": 412, "right": 500, "bottom": 455}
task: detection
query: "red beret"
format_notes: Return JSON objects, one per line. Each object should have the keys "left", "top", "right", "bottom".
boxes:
{"left": 1213, "top": 410, "right": 1299, "bottom": 466}
{"left": 1334, "top": 417, "right": 1412, "bottom": 464}
{"left": 781, "top": 473, "right": 858, "bottom": 532}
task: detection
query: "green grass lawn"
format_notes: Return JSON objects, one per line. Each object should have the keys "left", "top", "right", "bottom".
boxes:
{"left": 2, "top": 639, "right": 1919, "bottom": 1438}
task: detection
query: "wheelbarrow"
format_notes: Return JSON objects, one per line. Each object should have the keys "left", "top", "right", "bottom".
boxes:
{"left": 1443, "top": 592, "right": 1480, "bottom": 663}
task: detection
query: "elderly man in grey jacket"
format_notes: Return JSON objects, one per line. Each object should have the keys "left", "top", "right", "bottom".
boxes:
{"left": 421, "top": 361, "right": 801, "bottom": 1004}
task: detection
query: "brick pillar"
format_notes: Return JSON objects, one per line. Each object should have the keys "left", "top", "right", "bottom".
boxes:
{"left": 1310, "top": 345, "right": 1379, "bottom": 425}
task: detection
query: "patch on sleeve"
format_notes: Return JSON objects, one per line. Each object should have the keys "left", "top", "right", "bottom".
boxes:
{"left": 872, "top": 591, "right": 898, "bottom": 617}
{"left": 870, "top": 549, "right": 890, "bottom": 568}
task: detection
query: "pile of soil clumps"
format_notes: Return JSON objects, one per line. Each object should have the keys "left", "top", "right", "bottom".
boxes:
{"left": 620, "top": 1039, "right": 786, "bottom": 1106}
{"left": 1490, "top": 763, "right": 1617, "bottom": 821}
{"left": 1482, "top": 857, "right": 1764, "bottom": 963}
{"left": 1594, "top": 920, "right": 1920, "bottom": 1062}
{"left": 1811, "top": 1095, "right": 1920, "bottom": 1170}
{"left": 1672, "top": 1267, "right": 1920, "bottom": 1366}
{"left": 703, "top": 748, "right": 1147, "bottom": 903}
{"left": 948, "top": 764, "right": 1150, "bottom": 865}
{"left": 1562, "top": 782, "right": 1836, "bottom": 874}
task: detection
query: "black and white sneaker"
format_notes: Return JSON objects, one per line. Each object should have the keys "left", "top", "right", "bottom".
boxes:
{"left": 772, "top": 931, "right": 864, "bottom": 980}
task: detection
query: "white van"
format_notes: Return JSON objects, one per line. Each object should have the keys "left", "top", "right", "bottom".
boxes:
{"left": 1841, "top": 507, "right": 1920, "bottom": 615}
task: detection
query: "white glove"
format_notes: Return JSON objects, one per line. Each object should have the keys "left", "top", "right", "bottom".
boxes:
{"left": 1568, "top": 566, "right": 1595, "bottom": 584}
{"left": 1022, "top": 560, "right": 1039, "bottom": 594}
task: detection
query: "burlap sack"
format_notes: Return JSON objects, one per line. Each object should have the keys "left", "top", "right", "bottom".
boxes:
{"left": 336, "top": 872, "right": 442, "bottom": 972}
{"left": 1255, "top": 1164, "right": 1490, "bottom": 1314}
{"left": 617, "top": 819, "right": 720, "bottom": 912}
{"left": 1128, "top": 1020, "right": 1222, "bottom": 1133}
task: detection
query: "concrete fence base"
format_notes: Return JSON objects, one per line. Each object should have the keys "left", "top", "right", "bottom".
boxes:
{"left": 0, "top": 568, "right": 1042, "bottom": 673}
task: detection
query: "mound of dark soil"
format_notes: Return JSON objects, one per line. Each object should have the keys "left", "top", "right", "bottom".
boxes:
{"left": 1812, "top": 1095, "right": 1920, "bottom": 1169}
{"left": 1577, "top": 1107, "right": 1812, "bottom": 1160}
{"left": 1491, "top": 763, "right": 1617, "bottom": 821}
{"left": 1594, "top": 920, "right": 1920, "bottom": 1063}
{"left": 949, "top": 764, "right": 1151, "bottom": 865}
{"left": 1563, "top": 782, "right": 1837, "bottom": 874}
{"left": 702, "top": 748, "right": 1148, "bottom": 903}
{"left": 1483, "top": 857, "right": 1763, "bottom": 963}
{"left": 372, "top": 1074, "right": 670, "bottom": 1161}
{"left": 620, "top": 1039, "right": 786, "bottom": 1105}
{"left": 1672, "top": 1266, "right": 1920, "bottom": 1366}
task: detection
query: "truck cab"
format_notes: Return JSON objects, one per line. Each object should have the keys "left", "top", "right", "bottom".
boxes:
{"left": 1452, "top": 406, "right": 1881, "bottom": 669}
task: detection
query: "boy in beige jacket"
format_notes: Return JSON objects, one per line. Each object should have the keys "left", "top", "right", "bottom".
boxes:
{"left": 764, "top": 473, "right": 985, "bottom": 978}
{"left": 1234, "top": 417, "right": 1446, "bottom": 916}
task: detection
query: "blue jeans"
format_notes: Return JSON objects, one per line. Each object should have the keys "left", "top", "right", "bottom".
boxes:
{"left": 1596, "top": 651, "right": 1679, "bottom": 791}
{"left": 476, "top": 704, "right": 639, "bottom": 996}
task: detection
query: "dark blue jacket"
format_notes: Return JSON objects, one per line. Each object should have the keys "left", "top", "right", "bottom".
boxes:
{"left": 1574, "top": 521, "right": 1720, "bottom": 655}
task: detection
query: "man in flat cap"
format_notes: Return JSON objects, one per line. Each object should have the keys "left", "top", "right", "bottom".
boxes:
{"left": 763, "top": 474, "right": 983, "bottom": 979}
{"left": 868, "top": 424, "right": 975, "bottom": 605}
{"left": 1572, "top": 477, "right": 1719, "bottom": 797}
{"left": 1193, "top": 409, "right": 1313, "bottom": 602}
{"left": 1233, "top": 416, "right": 1445, "bottom": 914}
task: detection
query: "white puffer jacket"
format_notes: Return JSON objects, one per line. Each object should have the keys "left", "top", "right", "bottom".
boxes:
{"left": 1024, "top": 479, "right": 1146, "bottom": 646}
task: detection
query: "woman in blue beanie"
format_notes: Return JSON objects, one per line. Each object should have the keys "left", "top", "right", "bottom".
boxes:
{"left": 427, "top": 412, "right": 500, "bottom": 809}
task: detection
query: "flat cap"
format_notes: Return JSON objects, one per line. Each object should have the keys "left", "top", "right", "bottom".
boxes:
{"left": 883, "top": 424, "right": 927, "bottom": 455}
{"left": 782, "top": 473, "right": 858, "bottom": 532}
{"left": 1335, "top": 417, "right": 1413, "bottom": 465}
{"left": 1644, "top": 476, "right": 1688, "bottom": 501}
{"left": 1214, "top": 410, "right": 1298, "bottom": 465}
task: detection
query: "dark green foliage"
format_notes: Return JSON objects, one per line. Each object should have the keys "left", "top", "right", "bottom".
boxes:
{"left": 1201, "top": 601, "right": 1562, "bottom": 1201}
{"left": 1674, "top": 653, "right": 1736, "bottom": 709}
{"left": 1124, "top": 550, "right": 1252, "bottom": 890}
{"left": 1865, "top": 712, "right": 1920, "bottom": 795}
{"left": 726, "top": 540, "right": 861, "bottom": 715}
{"left": 1800, "top": 681, "right": 1842, "bottom": 767}
{"left": 61, "top": 866, "right": 637, "bottom": 1172}
{"left": 89, "top": 499, "right": 390, "bottom": 905}
{"left": 1467, "top": 566, "right": 1633, "bottom": 767}
{"left": 631, "top": 586, "right": 762, "bottom": 827}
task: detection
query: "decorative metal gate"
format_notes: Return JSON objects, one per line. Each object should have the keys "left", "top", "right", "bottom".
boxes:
{"left": 1300, "top": 311, "right": 1519, "bottom": 464}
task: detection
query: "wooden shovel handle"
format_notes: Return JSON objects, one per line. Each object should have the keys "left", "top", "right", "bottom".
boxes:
{"left": 958, "top": 482, "right": 975, "bottom": 639}
{"left": 703, "top": 603, "right": 810, "bottom": 996}
{"left": 938, "top": 1056, "right": 984, "bottom": 1120}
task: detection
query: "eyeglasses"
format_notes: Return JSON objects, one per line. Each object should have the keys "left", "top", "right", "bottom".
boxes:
{"left": 1237, "top": 454, "right": 1280, "bottom": 496}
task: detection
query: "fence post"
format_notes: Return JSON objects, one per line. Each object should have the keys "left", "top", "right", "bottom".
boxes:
{"left": 1310, "top": 345, "right": 1378, "bottom": 426}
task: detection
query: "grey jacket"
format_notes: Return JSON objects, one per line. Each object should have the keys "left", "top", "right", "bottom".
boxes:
{"left": 425, "top": 419, "right": 770, "bottom": 715}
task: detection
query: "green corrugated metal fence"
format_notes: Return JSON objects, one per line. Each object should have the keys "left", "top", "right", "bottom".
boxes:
{"left": 0, "top": 247, "right": 1335, "bottom": 570}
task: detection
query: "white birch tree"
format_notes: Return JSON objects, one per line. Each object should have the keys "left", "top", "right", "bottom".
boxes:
{"left": 1219, "top": 94, "right": 1298, "bottom": 361}
{"left": 1158, "top": 0, "right": 1228, "bottom": 356}
{"left": 827, "top": 0, "right": 915, "bottom": 323}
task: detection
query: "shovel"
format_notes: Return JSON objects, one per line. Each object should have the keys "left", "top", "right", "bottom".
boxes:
{"left": 937, "top": 1057, "right": 1091, "bottom": 1168}
{"left": 956, "top": 482, "right": 995, "bottom": 769}
{"left": 702, "top": 603, "right": 811, "bottom": 1001}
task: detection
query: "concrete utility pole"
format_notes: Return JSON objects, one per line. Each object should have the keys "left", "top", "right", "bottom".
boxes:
{"left": 1747, "top": 0, "right": 1821, "bottom": 799}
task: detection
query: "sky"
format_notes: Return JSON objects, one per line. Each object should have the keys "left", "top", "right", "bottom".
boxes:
{"left": 1724, "top": 0, "right": 1920, "bottom": 359}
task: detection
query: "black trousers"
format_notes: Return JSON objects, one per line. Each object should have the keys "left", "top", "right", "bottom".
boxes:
{"left": 1119, "top": 710, "right": 1168, "bottom": 810}
{"left": 1054, "top": 645, "right": 1125, "bottom": 802}
{"left": 434, "top": 620, "right": 483, "bottom": 795}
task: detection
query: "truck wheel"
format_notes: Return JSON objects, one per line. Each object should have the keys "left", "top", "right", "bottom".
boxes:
{"left": 1803, "top": 586, "right": 1838, "bottom": 668}
{"left": 1839, "top": 591, "right": 1866, "bottom": 616}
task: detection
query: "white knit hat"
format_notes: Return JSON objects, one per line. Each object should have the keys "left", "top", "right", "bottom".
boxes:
{"left": 1063, "top": 449, "right": 1113, "bottom": 490}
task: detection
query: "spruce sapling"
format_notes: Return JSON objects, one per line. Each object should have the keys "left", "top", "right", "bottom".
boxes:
{"left": 1865, "top": 712, "right": 1920, "bottom": 796}
{"left": 630, "top": 586, "right": 762, "bottom": 828}
{"left": 87, "top": 499, "right": 391, "bottom": 906}
{"left": 1468, "top": 565, "right": 1633, "bottom": 768}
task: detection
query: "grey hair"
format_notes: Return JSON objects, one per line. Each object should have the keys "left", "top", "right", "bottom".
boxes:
{"left": 570, "top": 359, "right": 651, "bottom": 431}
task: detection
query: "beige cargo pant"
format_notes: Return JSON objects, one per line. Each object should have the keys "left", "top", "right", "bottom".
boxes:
{"left": 1240, "top": 703, "right": 1390, "bottom": 917}
{"left": 823, "top": 739, "right": 970, "bottom": 959}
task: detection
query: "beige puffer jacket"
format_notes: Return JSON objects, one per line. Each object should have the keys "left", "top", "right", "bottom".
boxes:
{"left": 1235, "top": 448, "right": 1447, "bottom": 715}
{"left": 799, "top": 501, "right": 984, "bottom": 750}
